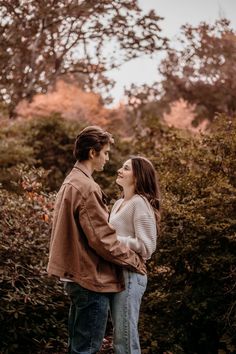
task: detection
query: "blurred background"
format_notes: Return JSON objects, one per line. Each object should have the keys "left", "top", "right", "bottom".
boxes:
{"left": 0, "top": 1, "right": 236, "bottom": 353}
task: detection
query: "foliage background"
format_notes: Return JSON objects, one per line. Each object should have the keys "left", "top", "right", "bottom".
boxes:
{"left": 0, "top": 2, "right": 236, "bottom": 353}
{"left": 1, "top": 114, "right": 235, "bottom": 354}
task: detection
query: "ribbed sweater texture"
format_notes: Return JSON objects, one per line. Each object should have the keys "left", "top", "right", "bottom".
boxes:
{"left": 109, "top": 194, "right": 157, "bottom": 260}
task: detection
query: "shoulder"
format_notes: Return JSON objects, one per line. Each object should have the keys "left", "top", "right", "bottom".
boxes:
{"left": 132, "top": 194, "right": 150, "bottom": 208}
{"left": 62, "top": 168, "right": 101, "bottom": 197}
{"left": 132, "top": 195, "right": 155, "bottom": 215}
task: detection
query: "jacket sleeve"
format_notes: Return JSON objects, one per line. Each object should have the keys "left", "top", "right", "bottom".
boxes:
{"left": 79, "top": 189, "right": 146, "bottom": 274}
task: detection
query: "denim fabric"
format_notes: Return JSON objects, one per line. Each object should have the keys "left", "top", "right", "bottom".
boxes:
{"left": 110, "top": 270, "right": 147, "bottom": 354}
{"left": 64, "top": 282, "right": 110, "bottom": 354}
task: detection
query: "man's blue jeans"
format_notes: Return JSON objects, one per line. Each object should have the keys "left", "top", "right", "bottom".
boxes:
{"left": 64, "top": 282, "right": 110, "bottom": 354}
{"left": 110, "top": 270, "right": 147, "bottom": 354}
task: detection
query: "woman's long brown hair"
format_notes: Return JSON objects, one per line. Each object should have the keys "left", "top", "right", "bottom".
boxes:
{"left": 131, "top": 156, "right": 161, "bottom": 233}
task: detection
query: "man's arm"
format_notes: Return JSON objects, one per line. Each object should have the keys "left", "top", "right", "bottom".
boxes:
{"left": 79, "top": 190, "right": 146, "bottom": 274}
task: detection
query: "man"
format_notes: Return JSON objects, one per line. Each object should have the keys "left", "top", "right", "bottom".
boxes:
{"left": 47, "top": 126, "right": 145, "bottom": 354}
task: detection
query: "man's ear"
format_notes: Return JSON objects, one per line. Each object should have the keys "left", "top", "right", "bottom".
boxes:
{"left": 89, "top": 148, "right": 96, "bottom": 160}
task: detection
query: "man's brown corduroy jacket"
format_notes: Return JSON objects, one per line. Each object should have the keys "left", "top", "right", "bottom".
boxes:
{"left": 47, "top": 162, "right": 145, "bottom": 293}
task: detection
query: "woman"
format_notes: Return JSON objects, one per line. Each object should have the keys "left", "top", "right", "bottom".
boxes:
{"left": 109, "top": 156, "right": 161, "bottom": 354}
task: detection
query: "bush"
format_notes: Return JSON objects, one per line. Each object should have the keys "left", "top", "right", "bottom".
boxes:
{"left": 137, "top": 116, "right": 236, "bottom": 353}
{"left": 0, "top": 114, "right": 84, "bottom": 192}
{"left": 1, "top": 113, "right": 235, "bottom": 353}
{"left": 0, "top": 166, "right": 69, "bottom": 353}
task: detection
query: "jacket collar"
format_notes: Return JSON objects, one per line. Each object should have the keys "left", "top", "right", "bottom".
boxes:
{"left": 74, "top": 161, "right": 110, "bottom": 205}
{"left": 74, "top": 161, "right": 93, "bottom": 179}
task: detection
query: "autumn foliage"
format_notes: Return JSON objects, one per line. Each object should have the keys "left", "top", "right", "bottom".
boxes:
{"left": 0, "top": 112, "right": 236, "bottom": 353}
{"left": 0, "top": 166, "right": 68, "bottom": 352}
{"left": 0, "top": 0, "right": 167, "bottom": 117}
{"left": 16, "top": 80, "right": 110, "bottom": 126}
{"left": 0, "top": 4, "right": 236, "bottom": 353}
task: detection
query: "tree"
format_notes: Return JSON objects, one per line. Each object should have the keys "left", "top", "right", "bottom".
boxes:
{"left": 159, "top": 19, "right": 236, "bottom": 123}
{"left": 0, "top": 0, "right": 167, "bottom": 117}
{"left": 124, "top": 19, "right": 236, "bottom": 129}
{"left": 16, "top": 79, "right": 114, "bottom": 126}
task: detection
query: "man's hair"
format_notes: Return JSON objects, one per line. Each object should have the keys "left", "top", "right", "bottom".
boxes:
{"left": 73, "top": 126, "right": 114, "bottom": 161}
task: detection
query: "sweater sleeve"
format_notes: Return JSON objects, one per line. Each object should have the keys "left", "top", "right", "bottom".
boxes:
{"left": 130, "top": 197, "right": 157, "bottom": 260}
{"left": 79, "top": 189, "right": 146, "bottom": 274}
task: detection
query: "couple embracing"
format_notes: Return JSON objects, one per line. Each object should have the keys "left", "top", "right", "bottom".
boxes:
{"left": 47, "top": 126, "right": 161, "bottom": 354}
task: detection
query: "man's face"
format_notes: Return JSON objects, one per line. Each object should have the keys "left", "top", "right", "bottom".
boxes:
{"left": 93, "top": 143, "right": 110, "bottom": 171}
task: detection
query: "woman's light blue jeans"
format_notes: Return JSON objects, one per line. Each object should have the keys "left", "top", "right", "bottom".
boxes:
{"left": 110, "top": 269, "right": 147, "bottom": 354}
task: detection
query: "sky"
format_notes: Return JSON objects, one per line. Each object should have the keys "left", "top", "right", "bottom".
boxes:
{"left": 107, "top": 0, "right": 236, "bottom": 106}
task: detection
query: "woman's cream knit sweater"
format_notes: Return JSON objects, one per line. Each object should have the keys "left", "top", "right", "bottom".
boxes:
{"left": 109, "top": 194, "right": 157, "bottom": 260}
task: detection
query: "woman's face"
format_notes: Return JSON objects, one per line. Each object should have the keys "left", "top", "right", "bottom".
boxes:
{"left": 116, "top": 159, "right": 135, "bottom": 189}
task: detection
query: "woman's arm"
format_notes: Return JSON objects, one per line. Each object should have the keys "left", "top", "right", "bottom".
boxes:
{"left": 131, "top": 197, "right": 158, "bottom": 260}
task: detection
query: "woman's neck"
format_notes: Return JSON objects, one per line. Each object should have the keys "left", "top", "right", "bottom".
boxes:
{"left": 123, "top": 187, "right": 135, "bottom": 201}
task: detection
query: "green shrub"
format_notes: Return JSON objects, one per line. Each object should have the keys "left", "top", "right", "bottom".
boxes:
{"left": 0, "top": 166, "right": 68, "bottom": 353}
{"left": 0, "top": 114, "right": 84, "bottom": 192}
{"left": 137, "top": 116, "right": 236, "bottom": 353}
{"left": 23, "top": 114, "right": 84, "bottom": 190}
{"left": 1, "top": 113, "right": 235, "bottom": 353}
